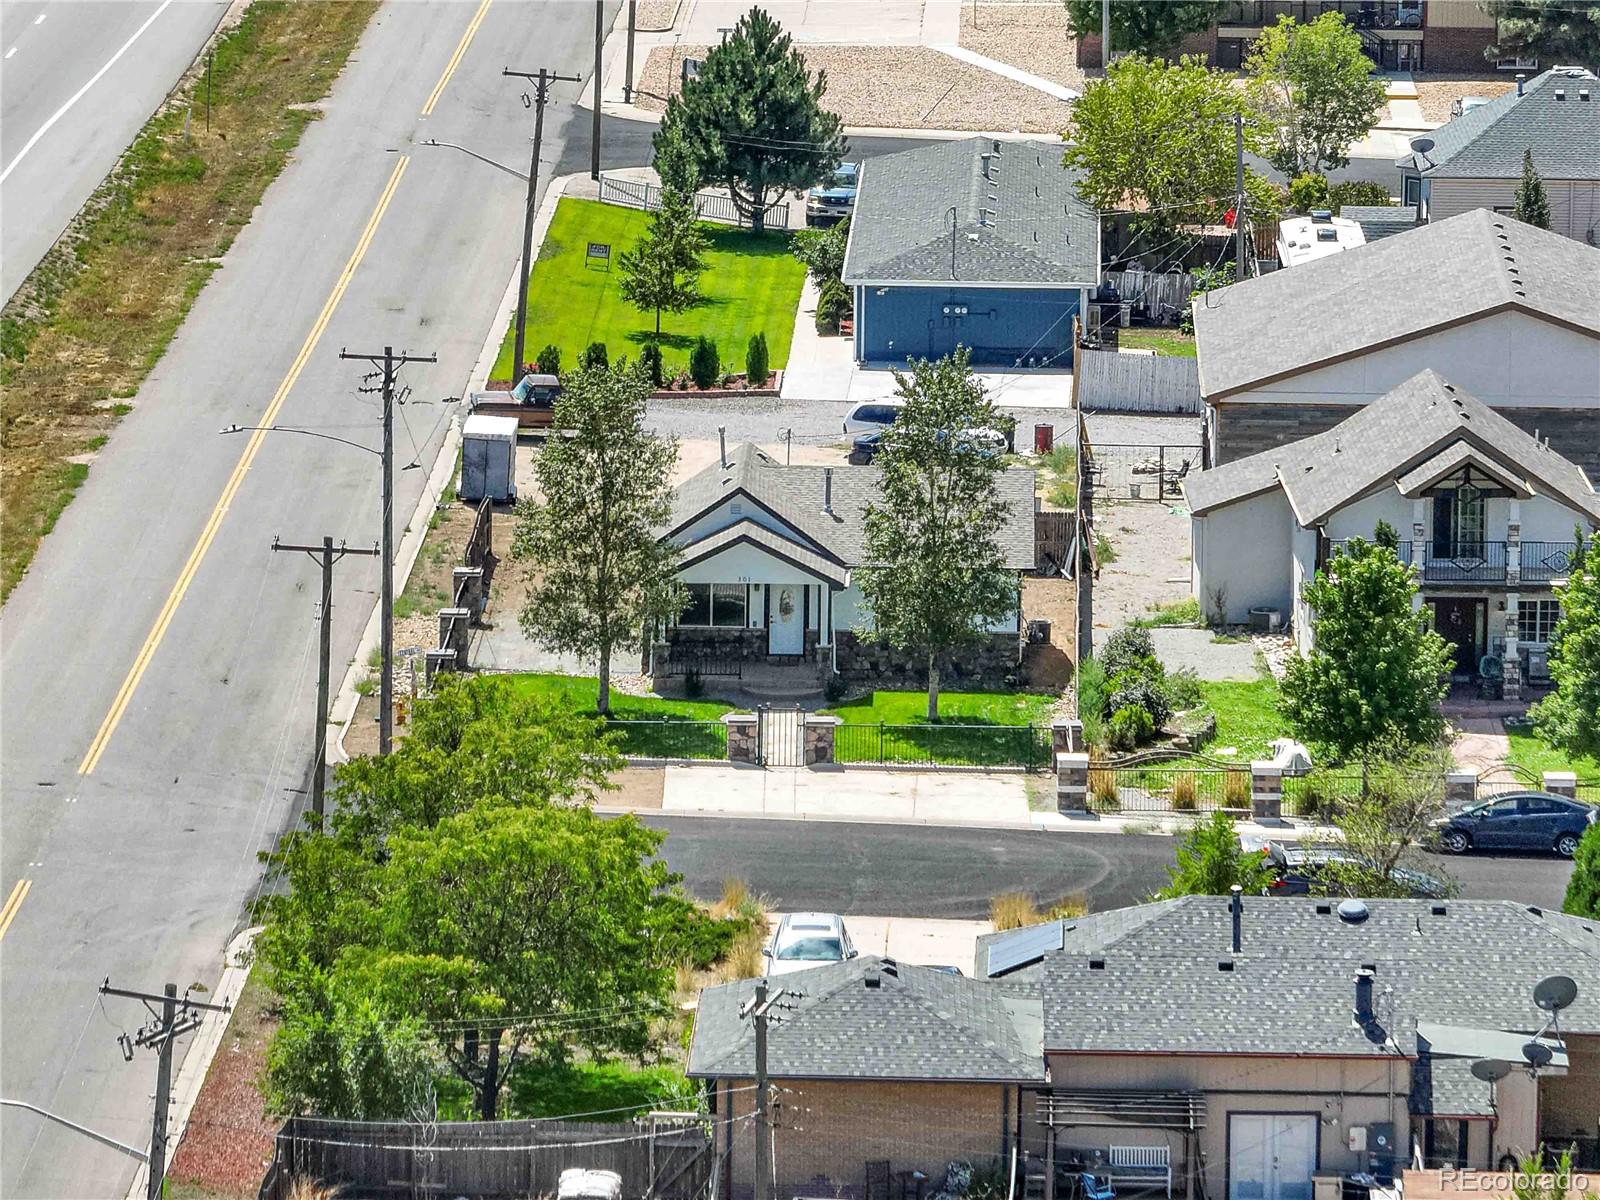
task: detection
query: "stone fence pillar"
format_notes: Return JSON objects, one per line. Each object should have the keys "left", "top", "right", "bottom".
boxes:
{"left": 723, "top": 713, "right": 759, "bottom": 765}
{"left": 1250, "top": 761, "right": 1283, "bottom": 820}
{"left": 1444, "top": 768, "right": 1479, "bottom": 809}
{"left": 1052, "top": 720, "right": 1085, "bottom": 754}
{"left": 424, "top": 648, "right": 457, "bottom": 688}
{"left": 1057, "top": 752, "right": 1089, "bottom": 815}
{"left": 439, "top": 607, "right": 471, "bottom": 668}
{"left": 1544, "top": 771, "right": 1578, "bottom": 799}
{"left": 452, "top": 566, "right": 485, "bottom": 619}
{"left": 804, "top": 715, "right": 840, "bottom": 765}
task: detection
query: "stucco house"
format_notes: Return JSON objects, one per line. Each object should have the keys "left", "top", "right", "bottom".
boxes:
{"left": 651, "top": 444, "right": 1036, "bottom": 684}
{"left": 1183, "top": 370, "right": 1600, "bottom": 697}
{"left": 1191, "top": 210, "right": 1600, "bottom": 476}
{"left": 687, "top": 896, "right": 1600, "bottom": 1200}
{"left": 1396, "top": 67, "right": 1600, "bottom": 244}
{"left": 841, "top": 138, "right": 1100, "bottom": 369}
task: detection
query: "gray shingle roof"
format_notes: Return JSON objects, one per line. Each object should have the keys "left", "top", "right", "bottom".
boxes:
{"left": 1396, "top": 68, "right": 1600, "bottom": 180}
{"left": 1029, "top": 896, "right": 1600, "bottom": 1058}
{"left": 678, "top": 519, "right": 852, "bottom": 586}
{"left": 1181, "top": 370, "right": 1600, "bottom": 523}
{"left": 1193, "top": 209, "right": 1600, "bottom": 400}
{"left": 842, "top": 138, "right": 1099, "bottom": 286}
{"left": 1409, "top": 1055, "right": 1495, "bottom": 1118}
{"left": 1341, "top": 206, "right": 1417, "bottom": 242}
{"left": 665, "top": 443, "right": 1038, "bottom": 570}
{"left": 687, "top": 956, "right": 1044, "bottom": 1082}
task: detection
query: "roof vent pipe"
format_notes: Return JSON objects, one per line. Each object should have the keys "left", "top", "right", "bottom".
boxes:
{"left": 823, "top": 467, "right": 834, "bottom": 514}
{"left": 1517, "top": 73, "right": 1526, "bottom": 96}
{"left": 1354, "top": 968, "right": 1375, "bottom": 1024}
{"left": 864, "top": 965, "right": 881, "bottom": 989}
{"left": 718, "top": 425, "right": 727, "bottom": 469}
{"left": 1230, "top": 885, "right": 1243, "bottom": 953}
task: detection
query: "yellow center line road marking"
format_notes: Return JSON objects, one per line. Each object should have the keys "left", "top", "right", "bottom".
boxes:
{"left": 420, "top": 0, "right": 493, "bottom": 118}
{"left": 77, "top": 156, "right": 411, "bottom": 776}
{"left": 0, "top": 879, "right": 32, "bottom": 940}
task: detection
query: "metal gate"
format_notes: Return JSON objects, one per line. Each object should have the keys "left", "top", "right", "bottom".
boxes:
{"left": 1084, "top": 442, "right": 1203, "bottom": 502}
{"left": 758, "top": 705, "right": 805, "bottom": 767}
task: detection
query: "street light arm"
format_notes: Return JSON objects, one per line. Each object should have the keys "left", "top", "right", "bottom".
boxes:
{"left": 220, "top": 424, "right": 380, "bottom": 457}
{"left": 0, "top": 1099, "right": 148, "bottom": 1162}
{"left": 419, "top": 139, "right": 529, "bottom": 183}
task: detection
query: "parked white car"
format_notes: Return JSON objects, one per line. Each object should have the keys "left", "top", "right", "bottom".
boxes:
{"left": 842, "top": 399, "right": 903, "bottom": 435}
{"left": 764, "top": 912, "right": 857, "bottom": 976}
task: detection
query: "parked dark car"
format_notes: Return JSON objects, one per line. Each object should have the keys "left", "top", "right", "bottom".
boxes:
{"left": 1243, "top": 838, "right": 1449, "bottom": 898}
{"left": 805, "top": 162, "right": 858, "bottom": 224}
{"left": 1431, "top": 791, "right": 1595, "bottom": 857}
{"left": 848, "top": 425, "right": 1009, "bottom": 465}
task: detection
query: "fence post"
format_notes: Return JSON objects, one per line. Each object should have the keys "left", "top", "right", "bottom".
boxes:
{"left": 803, "top": 715, "right": 839, "bottom": 765}
{"left": 1444, "top": 768, "right": 1478, "bottom": 808}
{"left": 1543, "top": 770, "right": 1578, "bottom": 799}
{"left": 1052, "top": 719, "right": 1084, "bottom": 754}
{"left": 1158, "top": 446, "right": 1166, "bottom": 500}
{"left": 1250, "top": 761, "right": 1283, "bottom": 820}
{"left": 723, "top": 713, "right": 759, "bottom": 765}
{"left": 1057, "top": 752, "right": 1090, "bottom": 814}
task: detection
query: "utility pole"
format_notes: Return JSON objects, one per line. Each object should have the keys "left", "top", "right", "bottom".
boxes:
{"left": 624, "top": 0, "right": 637, "bottom": 105}
{"left": 1234, "top": 112, "right": 1248, "bottom": 281}
{"left": 271, "top": 535, "right": 378, "bottom": 818}
{"left": 100, "top": 980, "right": 231, "bottom": 1200}
{"left": 592, "top": 0, "right": 605, "bottom": 180}
{"left": 741, "top": 982, "right": 786, "bottom": 1200}
{"left": 503, "top": 67, "right": 582, "bottom": 383}
{"left": 338, "top": 346, "right": 437, "bottom": 755}
{"left": 1101, "top": 0, "right": 1111, "bottom": 69}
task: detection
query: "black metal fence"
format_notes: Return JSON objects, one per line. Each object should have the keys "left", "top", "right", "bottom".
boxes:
{"left": 834, "top": 723, "right": 1053, "bottom": 770}
{"left": 661, "top": 646, "right": 743, "bottom": 678}
{"left": 605, "top": 719, "right": 727, "bottom": 761}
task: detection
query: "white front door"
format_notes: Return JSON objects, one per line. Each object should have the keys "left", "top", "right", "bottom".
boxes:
{"left": 1230, "top": 1115, "right": 1316, "bottom": 1200}
{"left": 769, "top": 584, "right": 805, "bottom": 654}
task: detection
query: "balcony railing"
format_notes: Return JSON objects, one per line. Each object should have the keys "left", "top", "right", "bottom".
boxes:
{"left": 1328, "top": 539, "right": 1579, "bottom": 586}
{"left": 1521, "top": 541, "right": 1580, "bottom": 584}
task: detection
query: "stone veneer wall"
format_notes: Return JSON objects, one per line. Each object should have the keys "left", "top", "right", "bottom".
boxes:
{"left": 832, "top": 631, "right": 1022, "bottom": 690}
{"left": 665, "top": 627, "right": 823, "bottom": 661}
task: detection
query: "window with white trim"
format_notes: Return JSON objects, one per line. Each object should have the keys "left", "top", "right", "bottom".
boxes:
{"left": 677, "top": 582, "right": 750, "bottom": 628}
{"left": 1518, "top": 598, "right": 1561, "bottom": 644}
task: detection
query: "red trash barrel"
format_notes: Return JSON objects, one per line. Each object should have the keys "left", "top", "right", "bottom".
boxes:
{"left": 1034, "top": 423, "right": 1054, "bottom": 454}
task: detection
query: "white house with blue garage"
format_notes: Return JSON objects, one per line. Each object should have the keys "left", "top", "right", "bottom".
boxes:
{"left": 841, "top": 138, "right": 1100, "bottom": 369}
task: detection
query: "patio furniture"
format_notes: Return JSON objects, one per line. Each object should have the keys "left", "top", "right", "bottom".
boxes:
{"left": 1107, "top": 1146, "right": 1172, "bottom": 1198}
{"left": 1080, "top": 1173, "right": 1117, "bottom": 1200}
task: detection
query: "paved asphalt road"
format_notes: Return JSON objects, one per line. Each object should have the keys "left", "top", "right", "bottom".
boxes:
{"left": 646, "top": 816, "right": 1577, "bottom": 917}
{"left": 1, "top": 0, "right": 228, "bottom": 303}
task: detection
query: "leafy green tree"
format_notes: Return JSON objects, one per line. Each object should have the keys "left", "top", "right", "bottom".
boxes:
{"left": 619, "top": 126, "right": 710, "bottom": 336}
{"left": 1564, "top": 821, "right": 1600, "bottom": 917}
{"left": 658, "top": 6, "right": 844, "bottom": 232}
{"left": 1281, "top": 538, "right": 1452, "bottom": 760}
{"left": 1062, "top": 0, "right": 1227, "bottom": 56}
{"left": 1484, "top": 1, "right": 1600, "bottom": 69}
{"left": 1247, "top": 14, "right": 1387, "bottom": 178}
{"left": 1532, "top": 533, "right": 1600, "bottom": 759}
{"left": 1288, "top": 172, "right": 1331, "bottom": 213}
{"left": 513, "top": 364, "right": 682, "bottom": 715}
{"left": 855, "top": 348, "right": 1018, "bottom": 720}
{"left": 1320, "top": 741, "right": 1457, "bottom": 898}
{"left": 1156, "top": 810, "right": 1277, "bottom": 898}
{"left": 1514, "top": 149, "right": 1552, "bottom": 229}
{"left": 1064, "top": 54, "right": 1268, "bottom": 238}
{"left": 1328, "top": 180, "right": 1394, "bottom": 210}
{"left": 791, "top": 216, "right": 850, "bottom": 286}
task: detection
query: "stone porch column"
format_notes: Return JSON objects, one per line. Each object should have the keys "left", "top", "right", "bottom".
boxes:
{"left": 1250, "top": 761, "right": 1283, "bottom": 820}
{"left": 1503, "top": 502, "right": 1522, "bottom": 699}
{"left": 723, "top": 713, "right": 759, "bottom": 765}
{"left": 1543, "top": 771, "right": 1577, "bottom": 799}
{"left": 1411, "top": 498, "right": 1428, "bottom": 595}
{"left": 1056, "top": 752, "right": 1089, "bottom": 815}
{"left": 1444, "top": 768, "right": 1478, "bottom": 808}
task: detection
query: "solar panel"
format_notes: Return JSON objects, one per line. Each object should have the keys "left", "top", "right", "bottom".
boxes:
{"left": 985, "top": 919, "right": 1065, "bottom": 977}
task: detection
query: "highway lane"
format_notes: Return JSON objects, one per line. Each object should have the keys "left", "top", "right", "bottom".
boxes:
{"left": 0, "top": 3, "right": 621, "bottom": 1194}
{"left": 646, "top": 816, "right": 1577, "bottom": 916}
{"left": 1, "top": 0, "right": 228, "bottom": 302}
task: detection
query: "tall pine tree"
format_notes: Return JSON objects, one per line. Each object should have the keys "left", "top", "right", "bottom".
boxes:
{"left": 618, "top": 125, "right": 710, "bottom": 336}
{"left": 1514, "top": 149, "right": 1551, "bottom": 230}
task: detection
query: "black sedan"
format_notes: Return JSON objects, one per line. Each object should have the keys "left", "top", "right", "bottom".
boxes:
{"left": 1432, "top": 791, "right": 1596, "bottom": 858}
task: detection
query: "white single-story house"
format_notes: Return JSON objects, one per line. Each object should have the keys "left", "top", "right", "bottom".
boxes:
{"left": 1183, "top": 370, "right": 1600, "bottom": 698}
{"left": 1192, "top": 210, "right": 1600, "bottom": 475}
{"left": 652, "top": 444, "right": 1036, "bottom": 682}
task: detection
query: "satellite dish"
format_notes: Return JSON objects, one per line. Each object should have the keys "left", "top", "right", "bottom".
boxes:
{"left": 1472, "top": 1059, "right": 1513, "bottom": 1083}
{"left": 1409, "top": 136, "right": 1436, "bottom": 154}
{"left": 1534, "top": 975, "right": 1578, "bottom": 1013}
{"left": 1522, "top": 1041, "right": 1554, "bottom": 1069}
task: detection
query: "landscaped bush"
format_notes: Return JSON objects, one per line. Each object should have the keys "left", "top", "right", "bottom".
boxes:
{"left": 1106, "top": 677, "right": 1172, "bottom": 731}
{"left": 1101, "top": 627, "right": 1158, "bottom": 679}
{"left": 1171, "top": 773, "right": 1199, "bottom": 811}
{"left": 639, "top": 341, "right": 664, "bottom": 387}
{"left": 816, "top": 278, "right": 851, "bottom": 334}
{"left": 1288, "top": 172, "right": 1330, "bottom": 212}
{"left": 1090, "top": 767, "right": 1120, "bottom": 811}
{"left": 689, "top": 336, "right": 720, "bottom": 389}
{"left": 745, "top": 332, "right": 770, "bottom": 386}
{"left": 1078, "top": 657, "right": 1108, "bottom": 746}
{"left": 1329, "top": 180, "right": 1394, "bottom": 211}
{"left": 1163, "top": 667, "right": 1205, "bottom": 712}
{"left": 1224, "top": 769, "right": 1250, "bottom": 808}
{"left": 1108, "top": 704, "right": 1155, "bottom": 751}
{"left": 535, "top": 344, "right": 562, "bottom": 376}
{"left": 581, "top": 341, "right": 609, "bottom": 369}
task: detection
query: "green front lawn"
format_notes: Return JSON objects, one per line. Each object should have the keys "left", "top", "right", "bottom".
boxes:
{"left": 507, "top": 1061, "right": 689, "bottom": 1121}
{"left": 502, "top": 673, "right": 734, "bottom": 759}
{"left": 824, "top": 689, "right": 1054, "bottom": 726}
{"left": 1505, "top": 726, "right": 1600, "bottom": 779}
{"left": 491, "top": 198, "right": 806, "bottom": 382}
{"left": 1195, "top": 676, "right": 1287, "bottom": 760}
{"left": 1116, "top": 328, "right": 1197, "bottom": 357}
{"left": 823, "top": 689, "right": 1056, "bottom": 768}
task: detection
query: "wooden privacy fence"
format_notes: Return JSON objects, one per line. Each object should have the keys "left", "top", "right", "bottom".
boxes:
{"left": 1074, "top": 349, "right": 1202, "bottom": 415}
{"left": 264, "top": 1113, "right": 713, "bottom": 1200}
{"left": 1035, "top": 509, "right": 1077, "bottom": 575}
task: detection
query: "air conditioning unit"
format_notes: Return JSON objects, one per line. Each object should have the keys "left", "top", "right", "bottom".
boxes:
{"left": 1248, "top": 607, "right": 1282, "bottom": 634}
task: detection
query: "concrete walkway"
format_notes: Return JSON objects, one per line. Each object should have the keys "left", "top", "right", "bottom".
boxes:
{"left": 934, "top": 44, "right": 1081, "bottom": 101}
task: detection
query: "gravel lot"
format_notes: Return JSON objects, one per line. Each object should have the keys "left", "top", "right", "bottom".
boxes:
{"left": 959, "top": 2, "right": 1091, "bottom": 92}
{"left": 1412, "top": 75, "right": 1514, "bottom": 124}
{"left": 635, "top": 0, "right": 681, "bottom": 32}
{"left": 635, "top": 43, "right": 1075, "bottom": 132}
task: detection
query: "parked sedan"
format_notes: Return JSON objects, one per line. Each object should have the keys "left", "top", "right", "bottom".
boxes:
{"left": 1432, "top": 791, "right": 1596, "bottom": 857}
{"left": 763, "top": 912, "right": 857, "bottom": 976}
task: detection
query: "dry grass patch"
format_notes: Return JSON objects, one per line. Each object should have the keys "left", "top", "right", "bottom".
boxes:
{"left": 991, "top": 890, "right": 1088, "bottom": 930}
{"left": 0, "top": 0, "right": 378, "bottom": 602}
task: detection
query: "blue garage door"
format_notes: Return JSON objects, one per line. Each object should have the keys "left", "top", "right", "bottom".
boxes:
{"left": 859, "top": 286, "right": 1079, "bottom": 368}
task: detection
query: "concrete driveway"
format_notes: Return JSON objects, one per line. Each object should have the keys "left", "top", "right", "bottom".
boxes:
{"left": 773, "top": 913, "right": 994, "bottom": 975}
